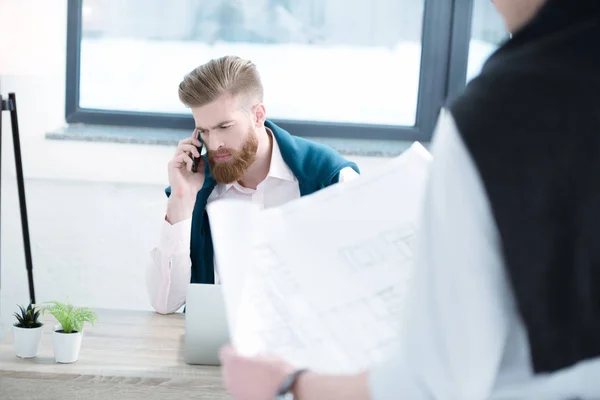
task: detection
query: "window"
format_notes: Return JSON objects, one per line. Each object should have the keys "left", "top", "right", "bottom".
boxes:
{"left": 65, "top": 1, "right": 476, "bottom": 141}
{"left": 78, "top": 0, "right": 425, "bottom": 127}
{"left": 467, "top": 0, "right": 508, "bottom": 82}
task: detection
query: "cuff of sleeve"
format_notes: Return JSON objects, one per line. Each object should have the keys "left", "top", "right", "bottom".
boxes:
{"left": 158, "top": 217, "right": 192, "bottom": 255}
{"left": 339, "top": 166, "right": 360, "bottom": 183}
{"left": 368, "top": 353, "right": 424, "bottom": 400}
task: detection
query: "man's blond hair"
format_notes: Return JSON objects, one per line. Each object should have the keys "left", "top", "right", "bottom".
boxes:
{"left": 178, "top": 55, "right": 263, "bottom": 109}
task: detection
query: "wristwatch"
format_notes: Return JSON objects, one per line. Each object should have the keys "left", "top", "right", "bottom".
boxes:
{"left": 274, "top": 368, "right": 308, "bottom": 400}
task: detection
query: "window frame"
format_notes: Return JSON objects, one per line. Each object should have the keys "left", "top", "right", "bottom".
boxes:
{"left": 65, "top": 0, "right": 474, "bottom": 141}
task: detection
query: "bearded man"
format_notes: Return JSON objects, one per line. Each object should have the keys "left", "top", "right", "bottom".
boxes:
{"left": 146, "top": 55, "right": 360, "bottom": 314}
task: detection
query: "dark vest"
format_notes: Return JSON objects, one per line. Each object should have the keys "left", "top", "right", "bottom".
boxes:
{"left": 449, "top": 0, "right": 600, "bottom": 373}
{"left": 166, "top": 120, "right": 359, "bottom": 285}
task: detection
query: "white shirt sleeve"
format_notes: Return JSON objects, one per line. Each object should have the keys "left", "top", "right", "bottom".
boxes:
{"left": 368, "top": 110, "right": 515, "bottom": 400}
{"left": 146, "top": 217, "right": 192, "bottom": 314}
{"left": 339, "top": 166, "right": 360, "bottom": 182}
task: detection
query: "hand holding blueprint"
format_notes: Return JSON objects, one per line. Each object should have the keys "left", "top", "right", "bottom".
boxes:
{"left": 207, "top": 142, "right": 432, "bottom": 374}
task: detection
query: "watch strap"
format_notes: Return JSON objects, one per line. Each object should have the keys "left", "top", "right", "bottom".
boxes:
{"left": 275, "top": 368, "right": 308, "bottom": 398}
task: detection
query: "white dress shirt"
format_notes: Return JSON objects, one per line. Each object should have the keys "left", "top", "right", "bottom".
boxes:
{"left": 146, "top": 132, "right": 359, "bottom": 314}
{"left": 368, "top": 110, "right": 600, "bottom": 400}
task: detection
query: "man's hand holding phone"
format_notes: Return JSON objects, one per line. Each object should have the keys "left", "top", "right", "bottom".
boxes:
{"left": 166, "top": 129, "right": 206, "bottom": 224}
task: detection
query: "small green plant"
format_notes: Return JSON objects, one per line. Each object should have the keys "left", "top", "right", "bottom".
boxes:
{"left": 41, "top": 300, "right": 97, "bottom": 334}
{"left": 13, "top": 302, "right": 42, "bottom": 328}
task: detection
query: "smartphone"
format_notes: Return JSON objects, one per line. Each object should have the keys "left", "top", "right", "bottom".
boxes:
{"left": 191, "top": 133, "right": 206, "bottom": 173}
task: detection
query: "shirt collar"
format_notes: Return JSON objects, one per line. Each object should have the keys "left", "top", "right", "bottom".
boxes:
{"left": 266, "top": 127, "right": 295, "bottom": 182}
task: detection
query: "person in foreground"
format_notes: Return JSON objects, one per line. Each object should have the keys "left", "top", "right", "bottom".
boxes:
{"left": 219, "top": 1, "right": 600, "bottom": 399}
{"left": 146, "top": 56, "right": 360, "bottom": 314}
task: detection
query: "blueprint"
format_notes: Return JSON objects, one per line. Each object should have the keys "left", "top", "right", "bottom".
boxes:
{"left": 207, "top": 142, "right": 432, "bottom": 374}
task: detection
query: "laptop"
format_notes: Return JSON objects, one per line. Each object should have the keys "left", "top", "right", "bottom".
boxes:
{"left": 184, "top": 283, "right": 231, "bottom": 365}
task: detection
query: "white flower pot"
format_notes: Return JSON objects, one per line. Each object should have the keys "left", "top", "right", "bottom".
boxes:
{"left": 13, "top": 324, "right": 43, "bottom": 358}
{"left": 52, "top": 324, "right": 82, "bottom": 363}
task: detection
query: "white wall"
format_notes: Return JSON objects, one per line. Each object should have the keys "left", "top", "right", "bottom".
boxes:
{"left": 0, "top": 0, "right": 388, "bottom": 337}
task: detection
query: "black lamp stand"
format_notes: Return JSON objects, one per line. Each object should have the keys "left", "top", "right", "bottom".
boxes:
{"left": 1, "top": 92, "right": 36, "bottom": 305}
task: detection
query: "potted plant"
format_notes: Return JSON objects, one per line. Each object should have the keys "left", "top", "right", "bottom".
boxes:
{"left": 12, "top": 302, "right": 44, "bottom": 358}
{"left": 40, "top": 300, "right": 97, "bottom": 363}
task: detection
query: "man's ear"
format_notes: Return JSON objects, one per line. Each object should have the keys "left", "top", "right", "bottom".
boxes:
{"left": 253, "top": 103, "right": 267, "bottom": 128}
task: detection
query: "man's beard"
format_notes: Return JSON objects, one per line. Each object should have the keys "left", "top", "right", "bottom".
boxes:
{"left": 207, "top": 127, "right": 259, "bottom": 184}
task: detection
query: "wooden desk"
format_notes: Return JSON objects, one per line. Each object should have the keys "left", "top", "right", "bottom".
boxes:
{"left": 0, "top": 309, "right": 228, "bottom": 399}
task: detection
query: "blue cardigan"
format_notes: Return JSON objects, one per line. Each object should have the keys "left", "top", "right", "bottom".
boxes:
{"left": 166, "top": 120, "right": 359, "bottom": 284}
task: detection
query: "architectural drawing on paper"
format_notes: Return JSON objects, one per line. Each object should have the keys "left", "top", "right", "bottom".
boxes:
{"left": 272, "top": 266, "right": 300, "bottom": 294}
{"left": 253, "top": 244, "right": 282, "bottom": 272}
{"left": 253, "top": 244, "right": 301, "bottom": 294}
{"left": 366, "top": 285, "right": 406, "bottom": 335}
{"left": 380, "top": 226, "right": 416, "bottom": 263}
{"left": 256, "top": 325, "right": 304, "bottom": 351}
{"left": 292, "top": 318, "right": 326, "bottom": 346}
{"left": 338, "top": 225, "right": 417, "bottom": 273}
{"left": 311, "top": 284, "right": 406, "bottom": 365}
{"left": 245, "top": 285, "right": 287, "bottom": 325}
{"left": 338, "top": 242, "right": 384, "bottom": 272}
{"left": 245, "top": 237, "right": 413, "bottom": 369}
{"left": 370, "top": 286, "right": 405, "bottom": 318}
